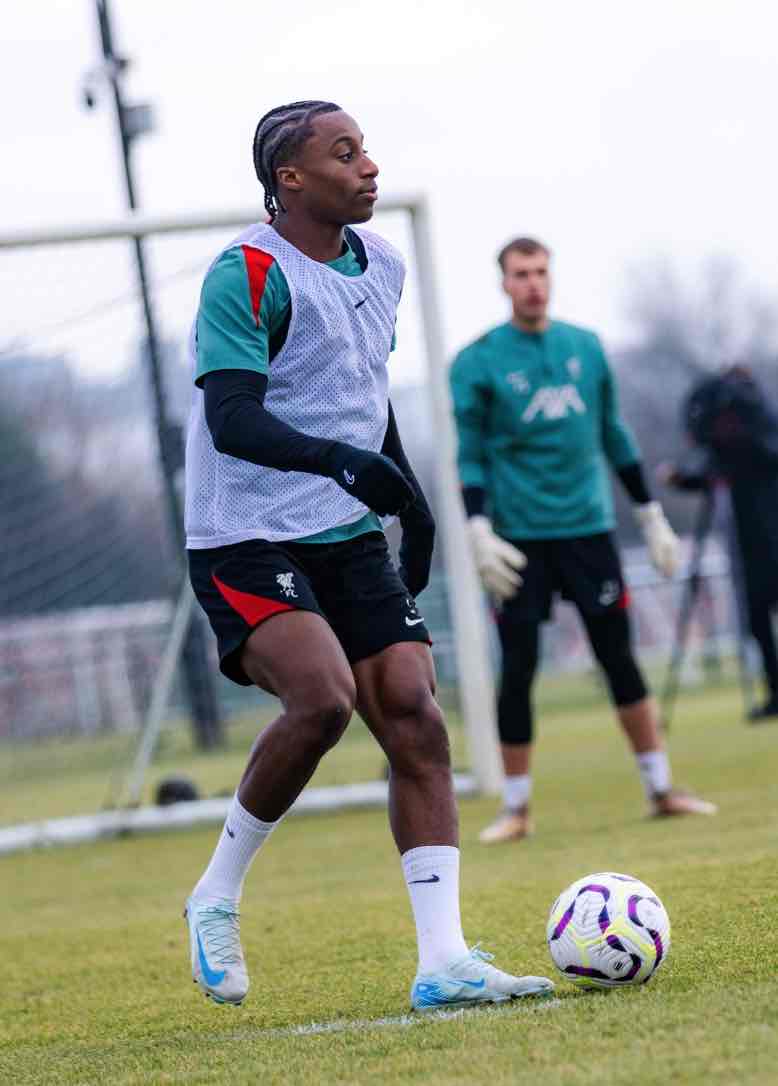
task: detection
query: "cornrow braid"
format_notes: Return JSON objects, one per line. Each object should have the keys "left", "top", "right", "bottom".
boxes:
{"left": 252, "top": 100, "right": 342, "bottom": 220}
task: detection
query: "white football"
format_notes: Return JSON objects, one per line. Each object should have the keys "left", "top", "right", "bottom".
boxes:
{"left": 547, "top": 871, "right": 671, "bottom": 988}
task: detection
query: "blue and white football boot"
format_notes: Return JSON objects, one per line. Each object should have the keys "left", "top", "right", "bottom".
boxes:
{"left": 411, "top": 945, "right": 554, "bottom": 1012}
{"left": 185, "top": 896, "right": 248, "bottom": 1005}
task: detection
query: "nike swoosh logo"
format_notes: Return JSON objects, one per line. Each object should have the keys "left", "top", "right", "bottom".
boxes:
{"left": 196, "top": 930, "right": 226, "bottom": 986}
{"left": 354, "top": 297, "right": 368, "bottom": 309}
{"left": 344, "top": 469, "right": 355, "bottom": 485}
{"left": 409, "top": 874, "right": 440, "bottom": 884}
{"left": 459, "top": 978, "right": 486, "bottom": 989}
{"left": 225, "top": 825, "right": 235, "bottom": 839}
{"left": 405, "top": 617, "right": 425, "bottom": 626}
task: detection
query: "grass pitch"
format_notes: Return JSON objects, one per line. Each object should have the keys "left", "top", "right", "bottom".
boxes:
{"left": 2, "top": 677, "right": 777, "bottom": 1085}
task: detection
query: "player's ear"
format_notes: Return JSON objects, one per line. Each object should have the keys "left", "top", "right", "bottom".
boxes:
{"left": 276, "top": 165, "right": 304, "bottom": 193}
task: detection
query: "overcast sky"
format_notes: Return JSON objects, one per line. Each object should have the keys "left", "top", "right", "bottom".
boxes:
{"left": 2, "top": 0, "right": 777, "bottom": 384}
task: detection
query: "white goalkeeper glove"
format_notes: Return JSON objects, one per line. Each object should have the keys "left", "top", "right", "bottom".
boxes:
{"left": 635, "top": 502, "right": 681, "bottom": 578}
{"left": 467, "top": 516, "right": 527, "bottom": 601}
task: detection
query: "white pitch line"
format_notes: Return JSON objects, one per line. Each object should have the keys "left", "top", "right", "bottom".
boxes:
{"left": 225, "top": 997, "right": 562, "bottom": 1042}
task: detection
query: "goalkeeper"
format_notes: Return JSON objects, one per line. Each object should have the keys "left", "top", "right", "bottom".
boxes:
{"left": 450, "top": 237, "right": 716, "bottom": 844}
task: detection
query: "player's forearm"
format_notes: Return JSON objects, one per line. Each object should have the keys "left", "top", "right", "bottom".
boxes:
{"left": 616, "top": 461, "right": 652, "bottom": 505}
{"left": 202, "top": 369, "right": 416, "bottom": 516}
{"left": 203, "top": 369, "right": 340, "bottom": 475}
{"left": 461, "top": 486, "right": 486, "bottom": 518}
{"left": 381, "top": 402, "right": 432, "bottom": 518}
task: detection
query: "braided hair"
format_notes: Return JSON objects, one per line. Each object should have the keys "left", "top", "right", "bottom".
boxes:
{"left": 253, "top": 100, "right": 342, "bottom": 221}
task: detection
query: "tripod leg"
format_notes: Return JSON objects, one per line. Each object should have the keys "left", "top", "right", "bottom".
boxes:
{"left": 660, "top": 494, "right": 714, "bottom": 731}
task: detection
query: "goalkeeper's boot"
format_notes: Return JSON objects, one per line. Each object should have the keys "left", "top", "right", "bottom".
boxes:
{"left": 651, "top": 789, "right": 717, "bottom": 817}
{"left": 478, "top": 805, "right": 533, "bottom": 845}
{"left": 410, "top": 945, "right": 553, "bottom": 1012}
{"left": 185, "top": 895, "right": 248, "bottom": 1005}
{"left": 748, "top": 696, "right": 778, "bottom": 722}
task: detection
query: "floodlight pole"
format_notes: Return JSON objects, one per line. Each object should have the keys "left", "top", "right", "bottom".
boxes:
{"left": 92, "top": 0, "right": 223, "bottom": 748}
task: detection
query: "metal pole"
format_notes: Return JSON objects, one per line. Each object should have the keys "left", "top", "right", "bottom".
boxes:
{"left": 660, "top": 491, "right": 714, "bottom": 730}
{"left": 124, "top": 579, "right": 197, "bottom": 807}
{"left": 410, "top": 199, "right": 503, "bottom": 794}
{"left": 93, "top": 0, "right": 222, "bottom": 748}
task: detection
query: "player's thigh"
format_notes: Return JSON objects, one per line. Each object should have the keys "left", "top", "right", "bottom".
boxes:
{"left": 314, "top": 532, "right": 433, "bottom": 667}
{"left": 189, "top": 539, "right": 353, "bottom": 703}
{"left": 242, "top": 609, "right": 355, "bottom": 711}
{"left": 555, "top": 532, "right": 628, "bottom": 615}
{"left": 495, "top": 539, "right": 553, "bottom": 638}
{"left": 353, "top": 642, "right": 447, "bottom": 761}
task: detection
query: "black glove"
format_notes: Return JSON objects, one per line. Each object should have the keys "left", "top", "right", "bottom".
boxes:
{"left": 398, "top": 505, "right": 436, "bottom": 597}
{"left": 325, "top": 442, "right": 415, "bottom": 516}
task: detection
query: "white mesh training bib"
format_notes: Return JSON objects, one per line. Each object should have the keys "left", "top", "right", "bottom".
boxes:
{"left": 185, "top": 224, "right": 405, "bottom": 548}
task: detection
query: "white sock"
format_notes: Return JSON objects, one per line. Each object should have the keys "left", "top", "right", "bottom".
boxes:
{"left": 402, "top": 845, "right": 469, "bottom": 974}
{"left": 636, "top": 750, "right": 672, "bottom": 799}
{"left": 192, "top": 794, "right": 279, "bottom": 902}
{"left": 503, "top": 774, "right": 532, "bottom": 811}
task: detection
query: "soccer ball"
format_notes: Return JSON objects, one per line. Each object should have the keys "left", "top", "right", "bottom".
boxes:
{"left": 546, "top": 872, "right": 671, "bottom": 988}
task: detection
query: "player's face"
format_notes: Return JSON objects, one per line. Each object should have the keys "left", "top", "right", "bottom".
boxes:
{"left": 280, "top": 111, "right": 379, "bottom": 225}
{"left": 502, "top": 250, "right": 551, "bottom": 326}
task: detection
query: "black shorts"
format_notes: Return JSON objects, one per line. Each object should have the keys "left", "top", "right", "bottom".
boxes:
{"left": 498, "top": 532, "right": 629, "bottom": 626}
{"left": 188, "top": 532, "right": 431, "bottom": 686}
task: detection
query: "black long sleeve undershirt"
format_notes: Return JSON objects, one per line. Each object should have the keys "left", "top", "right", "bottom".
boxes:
{"left": 381, "top": 402, "right": 432, "bottom": 521}
{"left": 203, "top": 368, "right": 340, "bottom": 473}
{"left": 617, "top": 461, "right": 652, "bottom": 505}
{"left": 201, "top": 368, "right": 428, "bottom": 522}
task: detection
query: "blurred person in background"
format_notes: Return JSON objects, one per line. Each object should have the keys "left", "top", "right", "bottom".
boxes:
{"left": 661, "top": 366, "right": 778, "bottom": 721}
{"left": 450, "top": 237, "right": 717, "bottom": 845}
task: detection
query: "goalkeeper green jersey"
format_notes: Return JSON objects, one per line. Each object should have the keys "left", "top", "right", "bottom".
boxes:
{"left": 450, "top": 320, "right": 640, "bottom": 540}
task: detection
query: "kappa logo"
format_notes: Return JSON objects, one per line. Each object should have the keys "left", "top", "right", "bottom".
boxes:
{"left": 522, "top": 384, "right": 586, "bottom": 422}
{"left": 507, "top": 370, "right": 530, "bottom": 394}
{"left": 567, "top": 356, "right": 582, "bottom": 380}
{"left": 276, "top": 572, "right": 298, "bottom": 599}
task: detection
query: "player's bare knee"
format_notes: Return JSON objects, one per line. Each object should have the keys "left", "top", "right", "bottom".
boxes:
{"left": 291, "top": 677, "right": 356, "bottom": 751}
{"left": 383, "top": 691, "right": 450, "bottom": 773}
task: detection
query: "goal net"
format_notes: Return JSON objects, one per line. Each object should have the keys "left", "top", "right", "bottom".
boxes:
{"left": 0, "top": 199, "right": 498, "bottom": 853}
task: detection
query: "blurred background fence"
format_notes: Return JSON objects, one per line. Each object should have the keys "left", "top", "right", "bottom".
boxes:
{"left": 1, "top": 542, "right": 738, "bottom": 744}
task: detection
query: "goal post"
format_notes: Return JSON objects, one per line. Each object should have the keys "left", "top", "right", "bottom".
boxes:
{"left": 408, "top": 200, "right": 503, "bottom": 793}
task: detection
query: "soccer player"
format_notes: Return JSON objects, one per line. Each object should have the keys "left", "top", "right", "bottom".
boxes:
{"left": 450, "top": 237, "right": 717, "bottom": 845}
{"left": 183, "top": 102, "right": 553, "bottom": 1009}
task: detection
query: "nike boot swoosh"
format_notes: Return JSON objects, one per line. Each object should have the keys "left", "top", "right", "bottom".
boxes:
{"left": 409, "top": 874, "right": 440, "bottom": 884}
{"left": 197, "top": 930, "right": 226, "bottom": 986}
{"left": 405, "top": 617, "right": 425, "bottom": 626}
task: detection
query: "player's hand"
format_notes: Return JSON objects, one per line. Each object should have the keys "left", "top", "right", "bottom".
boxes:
{"left": 326, "top": 443, "right": 415, "bottom": 516}
{"left": 635, "top": 501, "right": 680, "bottom": 578}
{"left": 467, "top": 515, "right": 527, "bottom": 601}
{"left": 398, "top": 506, "right": 435, "bottom": 598}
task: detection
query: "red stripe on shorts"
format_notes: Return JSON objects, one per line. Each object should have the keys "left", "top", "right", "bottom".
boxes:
{"left": 241, "top": 246, "right": 275, "bottom": 327}
{"left": 618, "top": 589, "right": 631, "bottom": 610}
{"left": 212, "top": 573, "right": 294, "bottom": 627}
